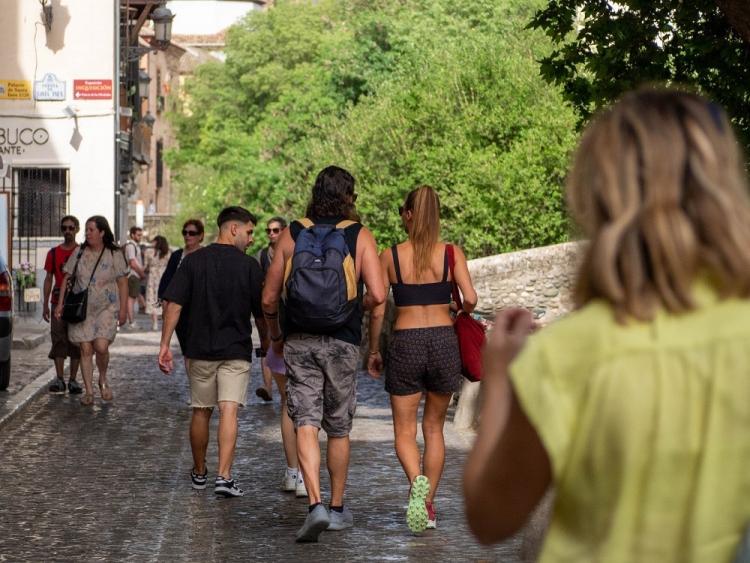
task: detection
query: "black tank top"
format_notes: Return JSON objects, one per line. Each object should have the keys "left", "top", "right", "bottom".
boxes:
{"left": 391, "top": 244, "right": 452, "bottom": 307}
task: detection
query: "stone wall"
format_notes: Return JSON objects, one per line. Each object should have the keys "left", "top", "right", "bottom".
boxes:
{"left": 469, "top": 241, "right": 584, "bottom": 324}
{"left": 452, "top": 241, "right": 585, "bottom": 430}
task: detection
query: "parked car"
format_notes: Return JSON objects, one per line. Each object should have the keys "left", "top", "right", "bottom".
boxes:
{"left": 0, "top": 256, "right": 12, "bottom": 390}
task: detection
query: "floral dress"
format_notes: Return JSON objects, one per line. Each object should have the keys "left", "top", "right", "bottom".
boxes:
{"left": 145, "top": 250, "right": 170, "bottom": 316}
{"left": 63, "top": 246, "right": 130, "bottom": 343}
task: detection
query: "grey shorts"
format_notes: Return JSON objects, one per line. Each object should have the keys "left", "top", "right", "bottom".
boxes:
{"left": 284, "top": 334, "right": 360, "bottom": 438}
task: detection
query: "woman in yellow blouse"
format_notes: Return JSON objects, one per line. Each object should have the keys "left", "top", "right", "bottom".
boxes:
{"left": 464, "top": 87, "right": 750, "bottom": 562}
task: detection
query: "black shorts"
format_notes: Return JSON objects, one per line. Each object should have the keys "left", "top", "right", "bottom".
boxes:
{"left": 385, "top": 326, "right": 462, "bottom": 396}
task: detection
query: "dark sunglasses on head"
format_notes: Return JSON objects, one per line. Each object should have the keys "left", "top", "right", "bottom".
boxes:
{"left": 182, "top": 229, "right": 200, "bottom": 236}
{"left": 61, "top": 225, "right": 76, "bottom": 232}
{"left": 266, "top": 227, "right": 281, "bottom": 235}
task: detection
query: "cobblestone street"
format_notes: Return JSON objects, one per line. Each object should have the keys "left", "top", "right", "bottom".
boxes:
{"left": 0, "top": 329, "right": 531, "bottom": 562}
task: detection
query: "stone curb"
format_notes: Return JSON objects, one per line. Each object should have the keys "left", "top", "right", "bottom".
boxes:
{"left": 11, "top": 332, "right": 47, "bottom": 350}
{"left": 0, "top": 365, "right": 57, "bottom": 430}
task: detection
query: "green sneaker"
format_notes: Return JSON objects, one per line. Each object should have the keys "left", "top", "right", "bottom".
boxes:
{"left": 406, "top": 475, "right": 430, "bottom": 533}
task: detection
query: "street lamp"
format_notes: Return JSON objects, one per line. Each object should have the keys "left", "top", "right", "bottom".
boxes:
{"left": 138, "top": 70, "right": 151, "bottom": 99}
{"left": 151, "top": 6, "right": 175, "bottom": 44}
{"left": 143, "top": 111, "right": 156, "bottom": 128}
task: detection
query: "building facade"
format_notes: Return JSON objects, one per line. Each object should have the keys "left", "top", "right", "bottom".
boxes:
{"left": 0, "top": 1, "right": 117, "bottom": 271}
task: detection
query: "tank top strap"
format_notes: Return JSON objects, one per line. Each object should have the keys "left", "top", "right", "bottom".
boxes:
{"left": 391, "top": 245, "right": 403, "bottom": 284}
{"left": 441, "top": 245, "right": 450, "bottom": 282}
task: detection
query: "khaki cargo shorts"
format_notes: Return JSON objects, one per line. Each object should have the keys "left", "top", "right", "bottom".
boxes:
{"left": 187, "top": 358, "right": 251, "bottom": 408}
{"left": 127, "top": 276, "right": 141, "bottom": 299}
{"left": 283, "top": 334, "right": 360, "bottom": 438}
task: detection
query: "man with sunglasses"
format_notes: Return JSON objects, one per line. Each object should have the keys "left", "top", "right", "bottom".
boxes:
{"left": 42, "top": 215, "right": 82, "bottom": 394}
{"left": 254, "top": 216, "right": 287, "bottom": 404}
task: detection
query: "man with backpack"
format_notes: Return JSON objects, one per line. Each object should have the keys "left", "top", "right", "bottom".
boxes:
{"left": 262, "top": 166, "right": 385, "bottom": 542}
{"left": 42, "top": 215, "right": 82, "bottom": 394}
{"left": 124, "top": 226, "right": 145, "bottom": 329}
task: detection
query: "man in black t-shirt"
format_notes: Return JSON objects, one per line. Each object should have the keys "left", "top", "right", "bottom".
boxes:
{"left": 262, "top": 166, "right": 386, "bottom": 542}
{"left": 159, "top": 206, "right": 267, "bottom": 498}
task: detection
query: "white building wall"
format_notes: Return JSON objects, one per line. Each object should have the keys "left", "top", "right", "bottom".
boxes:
{"left": 0, "top": 0, "right": 116, "bottom": 255}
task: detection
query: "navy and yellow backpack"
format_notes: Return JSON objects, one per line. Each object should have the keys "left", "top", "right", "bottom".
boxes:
{"left": 283, "top": 218, "right": 358, "bottom": 331}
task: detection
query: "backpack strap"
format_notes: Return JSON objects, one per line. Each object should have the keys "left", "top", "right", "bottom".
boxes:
{"left": 335, "top": 220, "right": 356, "bottom": 230}
{"left": 391, "top": 245, "right": 403, "bottom": 284}
{"left": 298, "top": 217, "right": 314, "bottom": 229}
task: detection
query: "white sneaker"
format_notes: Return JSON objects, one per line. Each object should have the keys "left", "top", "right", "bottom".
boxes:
{"left": 281, "top": 470, "right": 297, "bottom": 492}
{"left": 295, "top": 473, "right": 308, "bottom": 498}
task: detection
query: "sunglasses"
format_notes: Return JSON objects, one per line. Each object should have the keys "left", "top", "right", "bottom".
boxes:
{"left": 266, "top": 227, "right": 281, "bottom": 235}
{"left": 182, "top": 229, "right": 200, "bottom": 236}
{"left": 61, "top": 225, "right": 76, "bottom": 232}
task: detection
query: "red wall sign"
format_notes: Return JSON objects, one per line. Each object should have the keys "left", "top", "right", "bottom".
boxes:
{"left": 73, "top": 79, "right": 113, "bottom": 100}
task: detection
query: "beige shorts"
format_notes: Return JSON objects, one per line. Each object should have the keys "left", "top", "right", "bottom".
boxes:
{"left": 187, "top": 358, "right": 251, "bottom": 408}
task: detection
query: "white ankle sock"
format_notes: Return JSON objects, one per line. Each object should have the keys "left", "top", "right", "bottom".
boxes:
{"left": 286, "top": 467, "right": 298, "bottom": 478}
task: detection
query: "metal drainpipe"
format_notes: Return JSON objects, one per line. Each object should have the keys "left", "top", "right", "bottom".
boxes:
{"left": 114, "top": 0, "right": 121, "bottom": 241}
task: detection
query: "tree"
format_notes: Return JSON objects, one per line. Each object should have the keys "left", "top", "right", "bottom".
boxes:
{"left": 530, "top": 0, "right": 750, "bottom": 148}
{"left": 167, "top": 0, "right": 579, "bottom": 256}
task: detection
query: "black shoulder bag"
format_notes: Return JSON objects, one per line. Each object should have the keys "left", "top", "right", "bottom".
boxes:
{"left": 62, "top": 246, "right": 105, "bottom": 324}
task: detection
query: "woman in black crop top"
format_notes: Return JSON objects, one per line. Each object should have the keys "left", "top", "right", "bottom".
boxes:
{"left": 367, "top": 185, "right": 477, "bottom": 534}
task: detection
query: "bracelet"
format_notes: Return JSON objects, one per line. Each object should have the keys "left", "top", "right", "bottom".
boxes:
{"left": 369, "top": 350, "right": 379, "bottom": 355}
{"left": 270, "top": 334, "right": 283, "bottom": 342}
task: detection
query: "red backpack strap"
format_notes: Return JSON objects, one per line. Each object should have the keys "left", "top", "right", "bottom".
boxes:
{"left": 446, "top": 244, "right": 463, "bottom": 311}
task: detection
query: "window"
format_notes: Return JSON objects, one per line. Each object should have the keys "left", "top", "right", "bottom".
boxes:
{"left": 156, "top": 139, "right": 163, "bottom": 189}
{"left": 17, "top": 168, "right": 69, "bottom": 237}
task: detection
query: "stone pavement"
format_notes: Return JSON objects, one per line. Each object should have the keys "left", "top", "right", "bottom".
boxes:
{"left": 0, "top": 328, "right": 544, "bottom": 562}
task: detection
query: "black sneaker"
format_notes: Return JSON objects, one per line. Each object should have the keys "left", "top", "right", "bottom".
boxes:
{"left": 48, "top": 378, "right": 66, "bottom": 394}
{"left": 68, "top": 380, "right": 83, "bottom": 395}
{"left": 191, "top": 467, "right": 208, "bottom": 490}
{"left": 215, "top": 476, "right": 244, "bottom": 497}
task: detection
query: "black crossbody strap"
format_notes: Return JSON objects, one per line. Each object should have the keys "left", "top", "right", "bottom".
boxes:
{"left": 69, "top": 246, "right": 105, "bottom": 291}
{"left": 85, "top": 248, "right": 106, "bottom": 289}
{"left": 67, "top": 245, "right": 84, "bottom": 289}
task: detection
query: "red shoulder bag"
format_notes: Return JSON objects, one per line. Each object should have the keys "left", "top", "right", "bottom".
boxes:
{"left": 446, "top": 245, "right": 485, "bottom": 382}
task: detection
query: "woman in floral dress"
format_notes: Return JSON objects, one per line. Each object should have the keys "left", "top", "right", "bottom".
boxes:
{"left": 145, "top": 235, "right": 171, "bottom": 331}
{"left": 55, "top": 216, "right": 129, "bottom": 406}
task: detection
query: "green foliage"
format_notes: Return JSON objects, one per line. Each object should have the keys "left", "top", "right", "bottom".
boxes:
{"left": 529, "top": 0, "right": 750, "bottom": 148}
{"left": 167, "top": 0, "right": 578, "bottom": 256}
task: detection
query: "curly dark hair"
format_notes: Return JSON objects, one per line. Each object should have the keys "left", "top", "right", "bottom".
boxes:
{"left": 305, "top": 166, "right": 360, "bottom": 221}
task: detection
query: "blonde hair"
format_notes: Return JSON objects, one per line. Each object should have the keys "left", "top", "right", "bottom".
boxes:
{"left": 568, "top": 86, "right": 750, "bottom": 321}
{"left": 404, "top": 185, "right": 441, "bottom": 281}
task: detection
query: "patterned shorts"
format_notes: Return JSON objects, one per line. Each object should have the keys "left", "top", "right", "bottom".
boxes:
{"left": 385, "top": 326, "right": 462, "bottom": 396}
